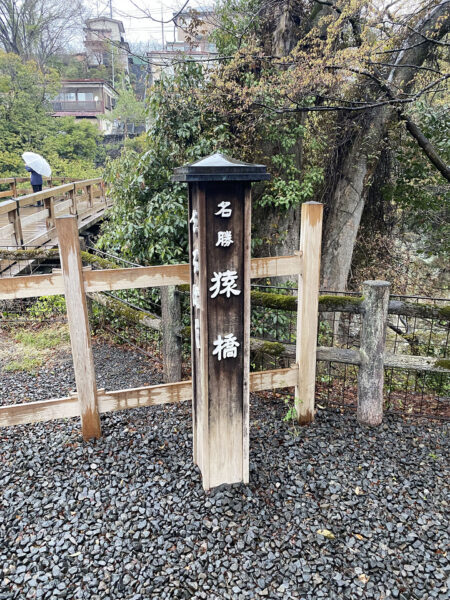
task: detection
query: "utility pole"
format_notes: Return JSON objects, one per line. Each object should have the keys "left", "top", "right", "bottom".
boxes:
{"left": 109, "top": 0, "right": 115, "bottom": 87}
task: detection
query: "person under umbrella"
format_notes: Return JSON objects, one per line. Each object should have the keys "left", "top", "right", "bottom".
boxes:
{"left": 25, "top": 166, "right": 43, "bottom": 193}
{"left": 22, "top": 152, "right": 51, "bottom": 207}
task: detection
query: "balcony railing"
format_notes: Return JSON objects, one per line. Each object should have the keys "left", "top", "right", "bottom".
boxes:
{"left": 52, "top": 100, "right": 106, "bottom": 113}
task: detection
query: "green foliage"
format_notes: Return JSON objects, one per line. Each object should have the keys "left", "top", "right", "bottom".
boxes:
{"left": 259, "top": 120, "right": 324, "bottom": 210}
{"left": 211, "top": 0, "right": 261, "bottom": 56}
{"left": 4, "top": 356, "right": 43, "bottom": 373}
{"left": 102, "top": 87, "right": 146, "bottom": 137}
{"left": 0, "top": 51, "right": 59, "bottom": 173}
{"left": 125, "top": 133, "right": 147, "bottom": 154}
{"left": 0, "top": 51, "right": 103, "bottom": 178}
{"left": 385, "top": 101, "right": 450, "bottom": 260}
{"left": 42, "top": 117, "right": 102, "bottom": 162}
{"left": 99, "top": 62, "right": 231, "bottom": 265}
{"left": 27, "top": 295, "right": 66, "bottom": 320}
{"left": 14, "top": 327, "right": 69, "bottom": 350}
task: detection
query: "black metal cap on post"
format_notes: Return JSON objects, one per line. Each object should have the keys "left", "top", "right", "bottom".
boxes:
{"left": 172, "top": 152, "right": 271, "bottom": 183}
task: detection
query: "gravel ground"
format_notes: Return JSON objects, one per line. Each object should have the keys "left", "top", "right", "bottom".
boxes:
{"left": 0, "top": 342, "right": 449, "bottom": 600}
{"left": 0, "top": 341, "right": 163, "bottom": 405}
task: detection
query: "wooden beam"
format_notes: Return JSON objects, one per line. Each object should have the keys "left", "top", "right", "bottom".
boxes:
{"left": 83, "top": 264, "right": 191, "bottom": 291}
{"left": 316, "top": 347, "right": 450, "bottom": 373}
{"left": 250, "top": 254, "right": 302, "bottom": 279}
{"left": 56, "top": 215, "right": 101, "bottom": 440}
{"left": 17, "top": 183, "right": 75, "bottom": 207}
{"left": 296, "top": 202, "right": 323, "bottom": 425}
{"left": 0, "top": 367, "right": 299, "bottom": 428}
{"left": 8, "top": 204, "right": 24, "bottom": 247}
{"left": 74, "top": 178, "right": 103, "bottom": 191}
{"left": 0, "top": 199, "right": 17, "bottom": 216}
{"left": 0, "top": 395, "right": 80, "bottom": 427}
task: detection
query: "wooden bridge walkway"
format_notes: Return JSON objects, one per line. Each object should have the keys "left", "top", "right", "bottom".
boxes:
{"left": 0, "top": 178, "right": 109, "bottom": 277}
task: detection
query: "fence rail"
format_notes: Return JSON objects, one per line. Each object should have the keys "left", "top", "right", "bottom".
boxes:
{"left": 1, "top": 219, "right": 448, "bottom": 435}
{"left": 0, "top": 176, "right": 73, "bottom": 200}
{"left": 0, "top": 178, "right": 107, "bottom": 277}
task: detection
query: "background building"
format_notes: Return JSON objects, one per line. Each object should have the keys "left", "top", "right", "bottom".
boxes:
{"left": 84, "top": 17, "right": 130, "bottom": 77}
{"left": 52, "top": 79, "right": 118, "bottom": 133}
{"left": 147, "top": 6, "right": 216, "bottom": 85}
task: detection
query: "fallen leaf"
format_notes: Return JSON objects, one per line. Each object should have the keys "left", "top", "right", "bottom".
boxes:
{"left": 355, "top": 486, "right": 364, "bottom": 495}
{"left": 317, "top": 529, "right": 335, "bottom": 539}
{"left": 358, "top": 574, "right": 370, "bottom": 584}
{"left": 354, "top": 533, "right": 364, "bottom": 540}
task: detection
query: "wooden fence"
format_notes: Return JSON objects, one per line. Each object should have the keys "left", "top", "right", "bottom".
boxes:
{"left": 1, "top": 210, "right": 448, "bottom": 437}
{"left": 0, "top": 203, "right": 323, "bottom": 438}
{"left": 0, "top": 176, "right": 72, "bottom": 200}
{"left": 87, "top": 279, "right": 450, "bottom": 419}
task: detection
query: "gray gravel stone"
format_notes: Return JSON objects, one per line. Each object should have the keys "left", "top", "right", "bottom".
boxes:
{"left": 1, "top": 341, "right": 448, "bottom": 599}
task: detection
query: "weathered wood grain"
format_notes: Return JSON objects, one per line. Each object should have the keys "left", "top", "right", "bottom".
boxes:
{"left": 243, "top": 184, "right": 251, "bottom": 484}
{"left": 0, "top": 200, "right": 17, "bottom": 216}
{"left": 0, "top": 395, "right": 80, "bottom": 427}
{"left": 250, "top": 254, "right": 302, "bottom": 279}
{"left": 296, "top": 202, "right": 323, "bottom": 425}
{"left": 357, "top": 281, "right": 391, "bottom": 426}
{"left": 17, "top": 183, "right": 75, "bottom": 207}
{"left": 21, "top": 209, "right": 50, "bottom": 227}
{"left": 56, "top": 216, "right": 101, "bottom": 440}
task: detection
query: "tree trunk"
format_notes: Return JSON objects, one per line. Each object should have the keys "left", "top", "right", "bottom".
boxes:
{"left": 320, "top": 2, "right": 449, "bottom": 291}
{"left": 252, "top": 202, "right": 301, "bottom": 260}
{"left": 321, "top": 108, "right": 389, "bottom": 291}
{"left": 252, "top": 2, "right": 305, "bottom": 264}
{"left": 160, "top": 285, "right": 182, "bottom": 383}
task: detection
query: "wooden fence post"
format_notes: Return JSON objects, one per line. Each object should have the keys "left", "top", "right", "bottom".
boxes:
{"left": 11, "top": 178, "right": 17, "bottom": 198}
{"left": 8, "top": 204, "right": 24, "bottom": 247}
{"left": 44, "top": 195, "right": 55, "bottom": 229}
{"left": 100, "top": 181, "right": 106, "bottom": 203}
{"left": 296, "top": 201, "right": 323, "bottom": 425}
{"left": 69, "top": 187, "right": 77, "bottom": 215}
{"left": 56, "top": 215, "right": 101, "bottom": 440}
{"left": 161, "top": 285, "right": 182, "bottom": 383}
{"left": 87, "top": 184, "right": 93, "bottom": 208}
{"left": 357, "top": 280, "right": 390, "bottom": 426}
{"left": 173, "top": 153, "right": 269, "bottom": 490}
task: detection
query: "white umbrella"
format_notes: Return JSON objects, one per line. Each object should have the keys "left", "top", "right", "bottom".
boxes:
{"left": 21, "top": 152, "right": 52, "bottom": 177}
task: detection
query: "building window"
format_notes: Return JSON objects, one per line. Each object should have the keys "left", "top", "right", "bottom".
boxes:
{"left": 77, "top": 92, "right": 94, "bottom": 101}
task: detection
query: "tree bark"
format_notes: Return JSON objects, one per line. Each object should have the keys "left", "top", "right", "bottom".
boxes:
{"left": 252, "top": 1, "right": 303, "bottom": 264}
{"left": 320, "top": 1, "right": 450, "bottom": 291}
{"left": 401, "top": 113, "right": 450, "bottom": 182}
{"left": 160, "top": 285, "right": 182, "bottom": 383}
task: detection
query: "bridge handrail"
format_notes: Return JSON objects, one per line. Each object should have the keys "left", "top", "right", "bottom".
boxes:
{"left": 0, "top": 178, "right": 106, "bottom": 247}
{"left": 0, "top": 176, "right": 73, "bottom": 199}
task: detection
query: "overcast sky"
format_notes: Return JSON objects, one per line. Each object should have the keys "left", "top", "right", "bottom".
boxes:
{"left": 93, "top": 0, "right": 210, "bottom": 46}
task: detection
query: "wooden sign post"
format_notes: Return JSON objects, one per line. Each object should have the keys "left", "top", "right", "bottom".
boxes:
{"left": 173, "top": 153, "right": 270, "bottom": 490}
